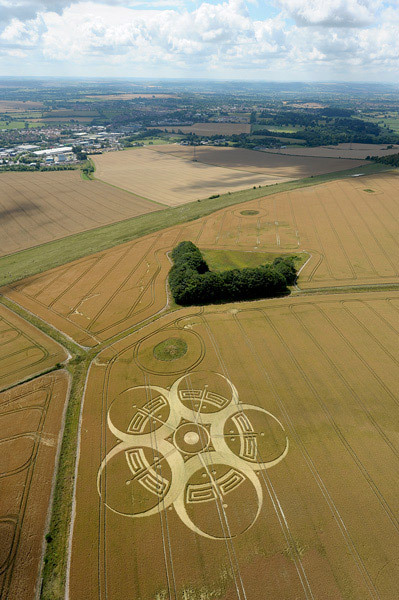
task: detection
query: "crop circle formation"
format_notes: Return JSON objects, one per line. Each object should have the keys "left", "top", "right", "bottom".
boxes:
{"left": 97, "top": 371, "right": 289, "bottom": 539}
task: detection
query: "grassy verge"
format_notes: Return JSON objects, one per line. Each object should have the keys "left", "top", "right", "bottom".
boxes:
{"left": 0, "top": 295, "right": 83, "bottom": 356}
{"left": 40, "top": 355, "right": 91, "bottom": 600}
{"left": 0, "top": 162, "right": 388, "bottom": 289}
{"left": 201, "top": 248, "right": 308, "bottom": 272}
{"left": 295, "top": 283, "right": 399, "bottom": 295}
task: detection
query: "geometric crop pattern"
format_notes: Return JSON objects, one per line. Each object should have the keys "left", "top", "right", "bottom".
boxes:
{"left": 97, "top": 372, "right": 289, "bottom": 539}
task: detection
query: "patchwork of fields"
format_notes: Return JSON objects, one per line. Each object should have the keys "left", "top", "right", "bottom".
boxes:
{"left": 0, "top": 157, "right": 398, "bottom": 600}
{"left": 0, "top": 371, "right": 69, "bottom": 600}
{"left": 149, "top": 123, "right": 251, "bottom": 135}
{"left": 0, "top": 170, "right": 159, "bottom": 256}
{"left": 69, "top": 291, "right": 399, "bottom": 599}
{"left": 153, "top": 144, "right": 368, "bottom": 176}
{"left": 92, "top": 148, "right": 292, "bottom": 206}
{"left": 4, "top": 172, "right": 398, "bottom": 346}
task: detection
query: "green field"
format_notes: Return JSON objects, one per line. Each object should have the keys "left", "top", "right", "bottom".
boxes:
{"left": 360, "top": 113, "right": 399, "bottom": 133}
{"left": 0, "top": 120, "right": 40, "bottom": 130}
{"left": 251, "top": 124, "right": 302, "bottom": 134}
{"left": 201, "top": 248, "right": 307, "bottom": 272}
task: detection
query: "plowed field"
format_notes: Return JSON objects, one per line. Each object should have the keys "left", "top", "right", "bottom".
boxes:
{"left": 69, "top": 290, "right": 399, "bottom": 600}
{"left": 0, "top": 170, "right": 159, "bottom": 256}
{"left": 0, "top": 371, "right": 69, "bottom": 600}
{"left": 0, "top": 304, "right": 67, "bottom": 390}
{"left": 4, "top": 172, "right": 398, "bottom": 346}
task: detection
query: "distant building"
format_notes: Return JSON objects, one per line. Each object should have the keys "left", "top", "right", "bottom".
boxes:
{"left": 34, "top": 146, "right": 73, "bottom": 157}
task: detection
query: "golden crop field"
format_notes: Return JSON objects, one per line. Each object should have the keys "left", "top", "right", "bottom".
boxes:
{"left": 69, "top": 290, "right": 399, "bottom": 600}
{"left": 0, "top": 304, "right": 67, "bottom": 390}
{"left": 150, "top": 123, "right": 251, "bottom": 135}
{"left": 265, "top": 143, "right": 399, "bottom": 160}
{"left": 0, "top": 371, "right": 69, "bottom": 600}
{"left": 92, "top": 148, "right": 292, "bottom": 206}
{"left": 154, "top": 144, "right": 367, "bottom": 175}
{"left": 4, "top": 172, "right": 398, "bottom": 346}
{"left": 0, "top": 171, "right": 160, "bottom": 256}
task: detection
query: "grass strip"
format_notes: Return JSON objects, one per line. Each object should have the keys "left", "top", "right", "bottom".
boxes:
{"left": 295, "top": 283, "right": 399, "bottom": 295}
{"left": 0, "top": 162, "right": 388, "bottom": 288}
{"left": 40, "top": 356, "right": 90, "bottom": 600}
{"left": 0, "top": 295, "right": 83, "bottom": 356}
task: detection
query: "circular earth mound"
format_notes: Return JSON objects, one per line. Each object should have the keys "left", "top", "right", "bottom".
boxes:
{"left": 153, "top": 338, "right": 188, "bottom": 362}
{"left": 240, "top": 209, "right": 259, "bottom": 216}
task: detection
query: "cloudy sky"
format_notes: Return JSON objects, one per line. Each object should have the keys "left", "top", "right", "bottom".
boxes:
{"left": 0, "top": 0, "right": 398, "bottom": 80}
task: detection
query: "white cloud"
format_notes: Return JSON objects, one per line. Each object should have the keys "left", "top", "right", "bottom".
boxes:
{"left": 0, "top": 0, "right": 398, "bottom": 79}
{"left": 277, "top": 0, "right": 379, "bottom": 27}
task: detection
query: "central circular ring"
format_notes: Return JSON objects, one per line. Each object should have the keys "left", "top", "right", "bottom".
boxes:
{"left": 183, "top": 431, "right": 200, "bottom": 445}
{"left": 173, "top": 423, "right": 210, "bottom": 456}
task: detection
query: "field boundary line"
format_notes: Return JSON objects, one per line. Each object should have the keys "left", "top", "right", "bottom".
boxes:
{"left": 0, "top": 294, "right": 88, "bottom": 353}
{"left": 0, "top": 163, "right": 390, "bottom": 287}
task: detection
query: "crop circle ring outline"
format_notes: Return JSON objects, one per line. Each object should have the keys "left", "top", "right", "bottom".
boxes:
{"left": 97, "top": 371, "right": 289, "bottom": 539}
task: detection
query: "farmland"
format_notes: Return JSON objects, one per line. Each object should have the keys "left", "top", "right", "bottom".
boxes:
{"left": 0, "top": 170, "right": 160, "bottom": 256}
{"left": 151, "top": 123, "right": 251, "bottom": 135}
{"left": 0, "top": 141, "right": 397, "bottom": 599}
{"left": 0, "top": 371, "right": 69, "bottom": 600}
{"left": 92, "top": 148, "right": 293, "bottom": 206}
{"left": 265, "top": 143, "right": 399, "bottom": 160}
{"left": 92, "top": 146, "right": 368, "bottom": 206}
{"left": 153, "top": 144, "right": 367, "bottom": 175}
{"left": 69, "top": 290, "right": 399, "bottom": 599}
{"left": 4, "top": 171, "right": 398, "bottom": 347}
{"left": 1, "top": 77, "right": 399, "bottom": 600}
{"left": 0, "top": 303, "right": 67, "bottom": 390}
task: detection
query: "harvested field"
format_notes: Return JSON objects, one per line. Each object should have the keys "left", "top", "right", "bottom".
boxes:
{"left": 0, "top": 170, "right": 159, "bottom": 256}
{"left": 150, "top": 123, "right": 251, "bottom": 135}
{"left": 93, "top": 146, "right": 367, "bottom": 206}
{"left": 4, "top": 172, "right": 398, "bottom": 346}
{"left": 153, "top": 144, "right": 367, "bottom": 176}
{"left": 92, "top": 148, "right": 291, "bottom": 206}
{"left": 265, "top": 143, "right": 399, "bottom": 160}
{"left": 69, "top": 290, "right": 399, "bottom": 600}
{"left": 0, "top": 304, "right": 67, "bottom": 390}
{"left": 0, "top": 371, "right": 69, "bottom": 600}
